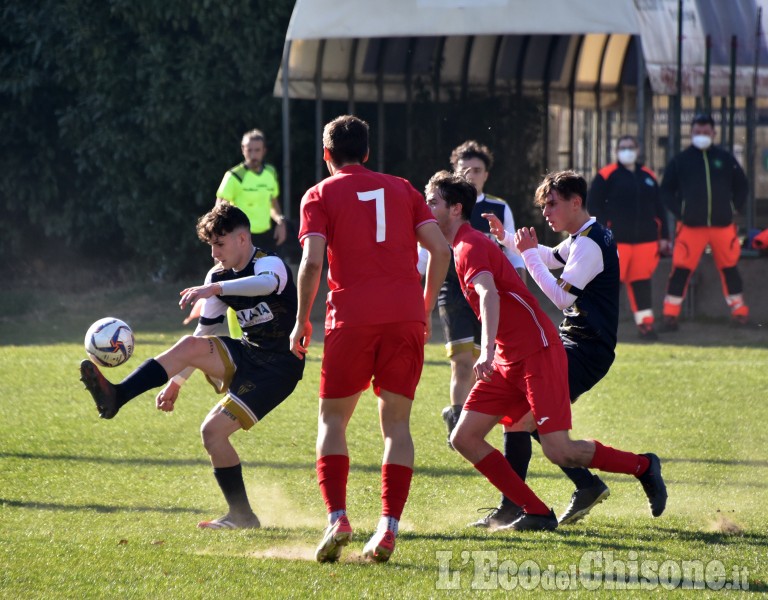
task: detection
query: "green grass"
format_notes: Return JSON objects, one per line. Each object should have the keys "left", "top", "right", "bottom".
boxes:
{"left": 1, "top": 283, "right": 767, "bottom": 598}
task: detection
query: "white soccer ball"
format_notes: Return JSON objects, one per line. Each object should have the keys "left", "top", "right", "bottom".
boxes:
{"left": 84, "top": 317, "right": 135, "bottom": 368}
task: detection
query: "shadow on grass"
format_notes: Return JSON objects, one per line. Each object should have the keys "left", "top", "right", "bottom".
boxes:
{"left": 1, "top": 497, "right": 206, "bottom": 515}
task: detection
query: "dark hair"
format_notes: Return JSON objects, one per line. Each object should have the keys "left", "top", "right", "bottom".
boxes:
{"left": 534, "top": 170, "right": 588, "bottom": 208}
{"left": 449, "top": 140, "right": 494, "bottom": 171}
{"left": 323, "top": 115, "right": 369, "bottom": 164}
{"left": 691, "top": 113, "right": 715, "bottom": 128}
{"left": 197, "top": 202, "right": 251, "bottom": 242}
{"left": 616, "top": 134, "right": 637, "bottom": 147}
{"left": 426, "top": 170, "right": 477, "bottom": 221}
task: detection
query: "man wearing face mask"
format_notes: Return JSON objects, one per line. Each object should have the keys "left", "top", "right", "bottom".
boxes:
{"left": 588, "top": 135, "right": 670, "bottom": 339}
{"left": 659, "top": 114, "right": 749, "bottom": 329}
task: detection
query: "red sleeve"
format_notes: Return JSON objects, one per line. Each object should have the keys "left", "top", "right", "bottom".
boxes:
{"left": 409, "top": 184, "right": 435, "bottom": 229}
{"left": 457, "top": 236, "right": 492, "bottom": 289}
{"left": 298, "top": 186, "right": 327, "bottom": 245}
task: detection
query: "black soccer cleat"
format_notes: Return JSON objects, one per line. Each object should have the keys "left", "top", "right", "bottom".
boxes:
{"left": 468, "top": 502, "right": 522, "bottom": 529}
{"left": 638, "top": 453, "right": 667, "bottom": 517}
{"left": 558, "top": 477, "right": 611, "bottom": 524}
{"left": 80, "top": 359, "right": 120, "bottom": 419}
{"left": 498, "top": 509, "right": 558, "bottom": 532}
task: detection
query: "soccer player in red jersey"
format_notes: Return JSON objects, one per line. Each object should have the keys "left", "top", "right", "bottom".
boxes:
{"left": 290, "top": 115, "right": 450, "bottom": 562}
{"left": 426, "top": 170, "right": 667, "bottom": 532}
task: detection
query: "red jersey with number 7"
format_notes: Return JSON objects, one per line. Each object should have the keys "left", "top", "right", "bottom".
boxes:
{"left": 299, "top": 164, "right": 437, "bottom": 329}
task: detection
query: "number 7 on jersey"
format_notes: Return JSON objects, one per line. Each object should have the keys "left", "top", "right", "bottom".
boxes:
{"left": 357, "top": 188, "right": 386, "bottom": 242}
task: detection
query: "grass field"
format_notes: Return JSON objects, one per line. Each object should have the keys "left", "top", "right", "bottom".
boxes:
{"left": 1, "top": 280, "right": 767, "bottom": 598}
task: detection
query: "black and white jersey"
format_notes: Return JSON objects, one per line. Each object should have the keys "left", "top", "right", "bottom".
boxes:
{"left": 201, "top": 249, "right": 297, "bottom": 352}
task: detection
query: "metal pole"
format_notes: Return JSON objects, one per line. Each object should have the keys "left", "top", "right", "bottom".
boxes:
{"left": 728, "top": 35, "right": 737, "bottom": 153}
{"left": 314, "top": 40, "right": 326, "bottom": 184}
{"left": 746, "top": 6, "right": 762, "bottom": 234}
{"left": 281, "top": 41, "right": 292, "bottom": 217}
{"left": 636, "top": 36, "right": 647, "bottom": 159}
{"left": 673, "top": 0, "right": 683, "bottom": 157}
{"left": 703, "top": 35, "right": 711, "bottom": 114}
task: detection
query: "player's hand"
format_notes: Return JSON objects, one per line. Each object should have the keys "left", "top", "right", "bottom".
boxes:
{"left": 659, "top": 239, "right": 672, "bottom": 257}
{"left": 424, "top": 317, "right": 433, "bottom": 344}
{"left": 473, "top": 354, "right": 495, "bottom": 383}
{"left": 514, "top": 227, "right": 539, "bottom": 253}
{"left": 481, "top": 213, "right": 505, "bottom": 241}
{"left": 156, "top": 381, "right": 181, "bottom": 412}
{"left": 290, "top": 320, "right": 312, "bottom": 359}
{"left": 179, "top": 283, "right": 220, "bottom": 310}
{"left": 274, "top": 221, "right": 287, "bottom": 246}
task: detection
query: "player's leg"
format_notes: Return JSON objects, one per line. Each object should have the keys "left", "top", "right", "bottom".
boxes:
{"left": 363, "top": 322, "right": 423, "bottom": 561}
{"left": 710, "top": 224, "right": 749, "bottom": 324}
{"left": 452, "top": 409, "right": 556, "bottom": 531}
{"left": 80, "top": 334, "right": 230, "bottom": 419}
{"left": 363, "top": 390, "right": 414, "bottom": 562}
{"left": 438, "top": 298, "right": 479, "bottom": 446}
{"left": 197, "top": 407, "right": 260, "bottom": 529}
{"left": 538, "top": 431, "right": 666, "bottom": 518}
{"left": 663, "top": 225, "right": 707, "bottom": 330}
{"left": 314, "top": 326, "right": 374, "bottom": 563}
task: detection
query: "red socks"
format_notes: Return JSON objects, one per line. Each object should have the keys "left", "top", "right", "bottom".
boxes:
{"left": 474, "top": 450, "right": 550, "bottom": 515}
{"left": 317, "top": 454, "right": 349, "bottom": 513}
{"left": 589, "top": 441, "right": 650, "bottom": 476}
{"left": 381, "top": 463, "right": 413, "bottom": 520}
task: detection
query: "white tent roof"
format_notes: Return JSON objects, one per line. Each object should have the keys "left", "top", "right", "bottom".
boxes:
{"left": 284, "top": 0, "right": 640, "bottom": 40}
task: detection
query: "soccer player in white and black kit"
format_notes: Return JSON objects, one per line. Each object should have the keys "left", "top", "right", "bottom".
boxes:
{"left": 79, "top": 202, "right": 304, "bottom": 529}
{"left": 482, "top": 170, "right": 625, "bottom": 526}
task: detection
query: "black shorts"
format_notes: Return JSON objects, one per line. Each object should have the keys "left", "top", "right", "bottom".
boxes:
{"left": 438, "top": 287, "right": 480, "bottom": 358}
{"left": 563, "top": 338, "right": 615, "bottom": 402}
{"left": 204, "top": 336, "right": 304, "bottom": 429}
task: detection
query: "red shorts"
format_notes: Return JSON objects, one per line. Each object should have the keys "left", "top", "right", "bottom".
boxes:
{"left": 673, "top": 224, "right": 741, "bottom": 271}
{"left": 320, "top": 322, "right": 425, "bottom": 400}
{"left": 466, "top": 344, "right": 571, "bottom": 435}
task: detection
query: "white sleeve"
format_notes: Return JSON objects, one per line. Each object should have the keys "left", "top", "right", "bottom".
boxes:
{"left": 218, "top": 255, "right": 288, "bottom": 296}
{"left": 416, "top": 245, "right": 429, "bottom": 276}
{"left": 558, "top": 236, "right": 605, "bottom": 293}
{"left": 501, "top": 205, "right": 525, "bottom": 270}
{"left": 521, "top": 249, "right": 577, "bottom": 310}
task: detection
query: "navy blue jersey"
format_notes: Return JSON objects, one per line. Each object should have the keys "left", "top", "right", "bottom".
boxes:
{"left": 555, "top": 221, "right": 620, "bottom": 353}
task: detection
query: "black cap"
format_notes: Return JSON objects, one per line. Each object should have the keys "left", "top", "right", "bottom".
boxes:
{"left": 691, "top": 113, "right": 715, "bottom": 127}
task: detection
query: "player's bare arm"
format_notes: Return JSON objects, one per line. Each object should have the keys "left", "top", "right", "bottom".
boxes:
{"left": 270, "top": 196, "right": 287, "bottom": 245}
{"left": 291, "top": 235, "right": 325, "bottom": 358}
{"left": 471, "top": 272, "right": 500, "bottom": 383}
{"left": 415, "top": 222, "right": 451, "bottom": 342}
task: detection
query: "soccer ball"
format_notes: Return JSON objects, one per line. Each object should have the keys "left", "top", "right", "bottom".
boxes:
{"left": 84, "top": 317, "right": 135, "bottom": 368}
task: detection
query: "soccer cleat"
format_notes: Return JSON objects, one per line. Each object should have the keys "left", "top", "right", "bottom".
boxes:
{"left": 79, "top": 359, "right": 120, "bottom": 419}
{"left": 468, "top": 503, "right": 521, "bottom": 529}
{"left": 441, "top": 405, "right": 461, "bottom": 449}
{"left": 638, "top": 453, "right": 667, "bottom": 517}
{"left": 730, "top": 314, "right": 751, "bottom": 328}
{"left": 557, "top": 478, "right": 610, "bottom": 524}
{"left": 362, "top": 529, "right": 396, "bottom": 563}
{"left": 197, "top": 513, "right": 260, "bottom": 530}
{"left": 497, "top": 509, "right": 558, "bottom": 532}
{"left": 659, "top": 316, "right": 679, "bottom": 332}
{"left": 315, "top": 515, "right": 353, "bottom": 563}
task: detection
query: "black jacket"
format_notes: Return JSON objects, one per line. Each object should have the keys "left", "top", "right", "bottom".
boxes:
{"left": 588, "top": 163, "right": 668, "bottom": 244}
{"left": 660, "top": 145, "right": 747, "bottom": 227}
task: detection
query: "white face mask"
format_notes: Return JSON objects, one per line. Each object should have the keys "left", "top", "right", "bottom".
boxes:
{"left": 617, "top": 149, "right": 637, "bottom": 166}
{"left": 692, "top": 135, "right": 712, "bottom": 150}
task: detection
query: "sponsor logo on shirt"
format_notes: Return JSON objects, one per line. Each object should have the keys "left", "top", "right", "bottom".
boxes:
{"left": 239, "top": 302, "right": 274, "bottom": 326}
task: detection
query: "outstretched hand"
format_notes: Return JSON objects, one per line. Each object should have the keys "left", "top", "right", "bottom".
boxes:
{"left": 179, "top": 283, "right": 220, "bottom": 310}
{"left": 156, "top": 381, "right": 181, "bottom": 412}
